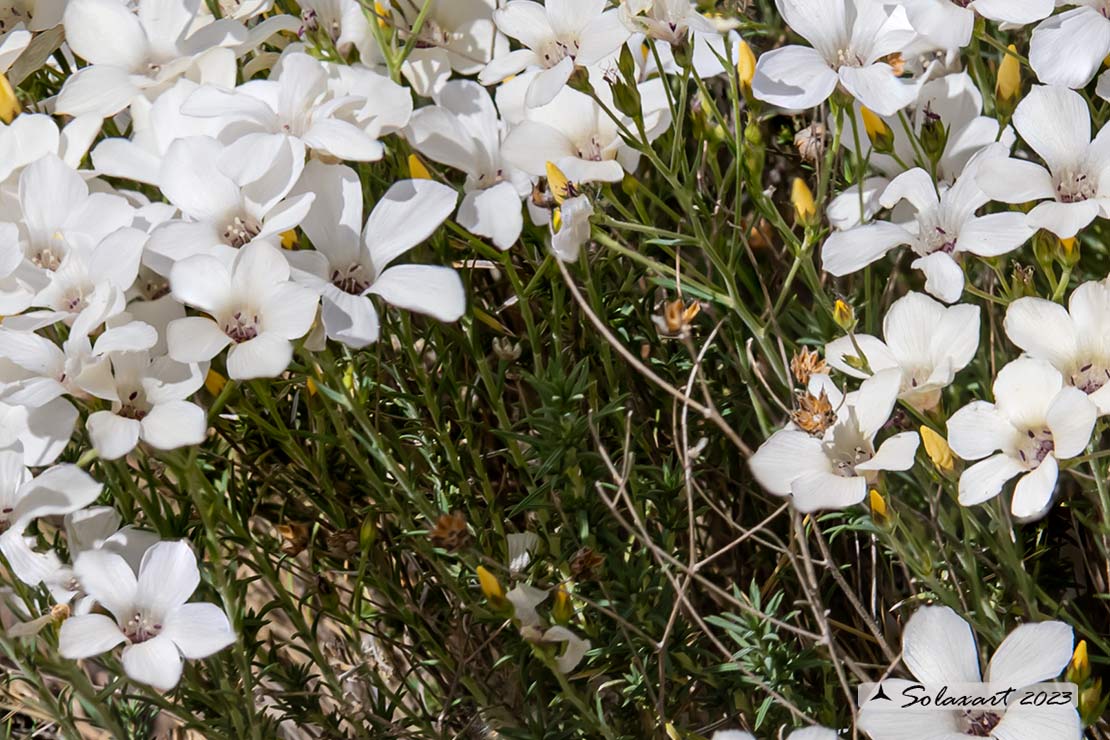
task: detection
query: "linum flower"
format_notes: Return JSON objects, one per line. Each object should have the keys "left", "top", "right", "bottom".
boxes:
{"left": 406, "top": 80, "right": 532, "bottom": 250}
{"left": 830, "top": 72, "right": 1009, "bottom": 229}
{"left": 145, "top": 135, "right": 313, "bottom": 269}
{"left": 751, "top": 0, "right": 918, "bottom": 116}
{"left": 286, "top": 163, "right": 463, "bottom": 349}
{"left": 478, "top": 0, "right": 629, "bottom": 108}
{"left": 749, "top": 370, "right": 919, "bottom": 513}
{"left": 1005, "top": 280, "right": 1110, "bottom": 415}
{"left": 859, "top": 605, "right": 1079, "bottom": 740}
{"left": 182, "top": 52, "right": 411, "bottom": 164}
{"left": 618, "top": 0, "right": 717, "bottom": 46}
{"left": 947, "top": 357, "right": 1097, "bottom": 519}
{"left": 978, "top": 85, "right": 1110, "bottom": 239}
{"left": 391, "top": 0, "right": 507, "bottom": 99}
{"left": 0, "top": 450, "right": 103, "bottom": 585}
{"left": 84, "top": 351, "right": 207, "bottom": 460}
{"left": 56, "top": 0, "right": 250, "bottom": 119}
{"left": 894, "top": 0, "right": 1053, "bottom": 51}
{"left": 550, "top": 194, "right": 594, "bottom": 262}
{"left": 825, "top": 292, "right": 979, "bottom": 411}
{"left": 505, "top": 584, "right": 591, "bottom": 674}
{"left": 1030, "top": 2, "right": 1110, "bottom": 90}
{"left": 166, "top": 242, "right": 318, "bottom": 380}
{"left": 59, "top": 540, "right": 236, "bottom": 691}
{"left": 823, "top": 148, "right": 1032, "bottom": 303}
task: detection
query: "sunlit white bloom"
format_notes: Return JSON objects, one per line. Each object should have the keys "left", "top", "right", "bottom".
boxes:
{"left": 0, "top": 398, "right": 77, "bottom": 465}
{"left": 59, "top": 540, "right": 236, "bottom": 690}
{"left": 0, "top": 450, "right": 103, "bottom": 585}
{"left": 1030, "top": 2, "right": 1110, "bottom": 89}
{"left": 501, "top": 76, "right": 670, "bottom": 184}
{"left": 550, "top": 195, "right": 593, "bottom": 262}
{"left": 859, "top": 605, "right": 1078, "bottom": 740}
{"left": 0, "top": 113, "right": 100, "bottom": 186}
{"left": 824, "top": 148, "right": 1033, "bottom": 303}
{"left": 752, "top": 0, "right": 918, "bottom": 116}
{"left": 479, "top": 0, "right": 629, "bottom": 108}
{"left": 166, "top": 242, "right": 318, "bottom": 380}
{"left": 1005, "top": 280, "right": 1110, "bottom": 415}
{"left": 947, "top": 358, "right": 1097, "bottom": 519}
{"left": 825, "top": 293, "right": 979, "bottom": 411}
{"left": 144, "top": 135, "right": 312, "bottom": 271}
{"left": 750, "top": 370, "right": 919, "bottom": 513}
{"left": 830, "top": 72, "right": 1010, "bottom": 229}
{"left": 893, "top": 0, "right": 1053, "bottom": 51}
{"left": 287, "top": 163, "right": 463, "bottom": 349}
{"left": 56, "top": 0, "right": 252, "bottom": 118}
{"left": 183, "top": 52, "right": 411, "bottom": 164}
{"left": 407, "top": 80, "right": 532, "bottom": 250}
{"left": 85, "top": 351, "right": 207, "bottom": 460}
{"left": 618, "top": 0, "right": 716, "bottom": 46}
{"left": 978, "top": 85, "right": 1110, "bottom": 239}
{"left": 392, "top": 0, "right": 507, "bottom": 99}
{"left": 43, "top": 507, "right": 160, "bottom": 614}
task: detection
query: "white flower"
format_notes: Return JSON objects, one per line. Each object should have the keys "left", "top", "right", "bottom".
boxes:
{"left": 551, "top": 194, "right": 593, "bottom": 262}
{"left": 978, "top": 85, "right": 1110, "bottom": 239}
{"left": 830, "top": 72, "right": 1010, "bottom": 230}
{"left": 618, "top": 0, "right": 717, "bottom": 46}
{"left": 825, "top": 292, "right": 979, "bottom": 411}
{"left": 501, "top": 76, "right": 670, "bottom": 184}
{"left": 894, "top": 0, "right": 1053, "bottom": 51}
{"left": 182, "top": 52, "right": 411, "bottom": 164}
{"left": 166, "top": 242, "right": 318, "bottom": 380}
{"left": 859, "top": 605, "right": 1079, "bottom": 740}
{"left": 84, "top": 351, "right": 207, "bottom": 460}
{"left": 507, "top": 532, "right": 540, "bottom": 575}
{"left": 947, "top": 357, "right": 1097, "bottom": 519}
{"left": 1005, "top": 279, "right": 1110, "bottom": 415}
{"left": 824, "top": 148, "right": 1033, "bottom": 303}
{"left": 58, "top": 540, "right": 236, "bottom": 691}
{"left": 478, "top": 0, "right": 630, "bottom": 108}
{"left": 1030, "top": 2, "right": 1110, "bottom": 90}
{"left": 144, "top": 135, "right": 313, "bottom": 270}
{"left": 407, "top": 80, "right": 532, "bottom": 251}
{"left": 392, "top": 0, "right": 507, "bottom": 99}
{"left": 0, "top": 451, "right": 104, "bottom": 585}
{"left": 751, "top": 0, "right": 919, "bottom": 116}
{"left": 287, "top": 163, "right": 463, "bottom": 349}
{"left": 749, "top": 370, "right": 919, "bottom": 512}
{"left": 297, "top": 0, "right": 379, "bottom": 66}
{"left": 56, "top": 0, "right": 249, "bottom": 118}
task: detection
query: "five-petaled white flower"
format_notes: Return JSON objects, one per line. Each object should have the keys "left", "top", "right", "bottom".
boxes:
{"left": 947, "top": 357, "right": 1097, "bottom": 519}
{"left": 59, "top": 540, "right": 236, "bottom": 691}
{"left": 859, "top": 605, "right": 1079, "bottom": 740}
{"left": 894, "top": 0, "right": 1053, "bottom": 51}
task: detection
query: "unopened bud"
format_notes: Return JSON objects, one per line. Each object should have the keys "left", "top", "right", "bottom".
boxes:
{"left": 920, "top": 426, "right": 954, "bottom": 475}
{"left": 996, "top": 44, "right": 1021, "bottom": 120}
{"left": 736, "top": 40, "right": 756, "bottom": 98}
{"left": 832, "top": 299, "right": 855, "bottom": 330}
{"left": 791, "top": 178, "right": 817, "bottom": 226}
{"left": 869, "top": 489, "right": 889, "bottom": 523}
{"left": 1067, "top": 640, "right": 1091, "bottom": 685}
{"left": 477, "top": 566, "right": 508, "bottom": 610}
{"left": 919, "top": 105, "right": 948, "bottom": 164}
{"left": 861, "top": 107, "right": 894, "bottom": 154}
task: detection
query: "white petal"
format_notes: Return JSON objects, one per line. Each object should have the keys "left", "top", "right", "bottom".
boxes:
{"left": 302, "top": 119, "right": 384, "bottom": 162}
{"left": 993, "top": 703, "right": 1081, "bottom": 740}
{"left": 880, "top": 168, "right": 939, "bottom": 212}
{"left": 1003, "top": 297, "right": 1079, "bottom": 372}
{"left": 988, "top": 621, "right": 1073, "bottom": 688}
{"left": 58, "top": 613, "right": 126, "bottom": 658}
{"left": 902, "top": 605, "right": 982, "bottom": 684}
{"left": 167, "top": 317, "right": 232, "bottom": 364}
{"left": 369, "top": 265, "right": 465, "bottom": 322}
{"left": 63, "top": 0, "right": 149, "bottom": 68}
{"left": 74, "top": 548, "right": 138, "bottom": 620}
{"left": 751, "top": 45, "right": 838, "bottom": 112}
{"left": 321, "top": 290, "right": 380, "bottom": 349}
{"left": 121, "top": 636, "right": 184, "bottom": 690}
{"left": 993, "top": 357, "right": 1063, "bottom": 431}
{"left": 790, "top": 471, "right": 867, "bottom": 512}
{"left": 524, "top": 56, "right": 574, "bottom": 109}
{"left": 86, "top": 411, "right": 142, "bottom": 460}
{"left": 493, "top": 1, "right": 553, "bottom": 49}
{"left": 364, "top": 180, "right": 458, "bottom": 273}
{"left": 141, "top": 401, "right": 207, "bottom": 451}
{"left": 1012, "top": 85, "right": 1091, "bottom": 171}
{"left": 1011, "top": 455, "right": 1058, "bottom": 520}
{"left": 749, "top": 429, "right": 831, "bottom": 496}
{"left": 824, "top": 334, "right": 897, "bottom": 379}
{"left": 956, "top": 212, "right": 1033, "bottom": 257}
{"left": 260, "top": 282, "right": 318, "bottom": 340}
{"left": 162, "top": 602, "right": 235, "bottom": 659}
{"left": 910, "top": 252, "right": 964, "bottom": 304}
{"left": 852, "top": 368, "right": 902, "bottom": 440}
{"left": 170, "top": 255, "right": 232, "bottom": 314}
{"left": 975, "top": 158, "right": 1055, "bottom": 203}
{"left": 457, "top": 182, "right": 523, "bottom": 251}
{"left": 1029, "top": 8, "right": 1110, "bottom": 90}
{"left": 821, "top": 221, "right": 910, "bottom": 276}
{"left": 56, "top": 66, "right": 140, "bottom": 118}
{"left": 826, "top": 177, "right": 888, "bottom": 230}
{"left": 958, "top": 453, "right": 1024, "bottom": 507}
{"left": 226, "top": 334, "right": 293, "bottom": 380}
{"left": 1045, "top": 387, "right": 1097, "bottom": 459}
{"left": 837, "top": 63, "right": 918, "bottom": 117}
{"left": 290, "top": 160, "right": 363, "bottom": 268}
{"left": 971, "top": 0, "right": 1052, "bottom": 25}
{"left": 574, "top": 9, "right": 629, "bottom": 66}
{"left": 856, "top": 431, "right": 918, "bottom": 472}
{"left": 136, "top": 540, "right": 199, "bottom": 618}
{"left": 1028, "top": 199, "right": 1100, "bottom": 240}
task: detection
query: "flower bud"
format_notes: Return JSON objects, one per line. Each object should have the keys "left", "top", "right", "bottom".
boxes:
{"left": 791, "top": 178, "right": 817, "bottom": 226}
{"left": 869, "top": 489, "right": 889, "bottom": 524}
{"left": 919, "top": 105, "right": 948, "bottom": 164}
{"left": 832, "top": 299, "right": 855, "bottom": 330}
{"left": 1032, "top": 229, "right": 1057, "bottom": 269}
{"left": 996, "top": 45, "right": 1021, "bottom": 120}
{"left": 920, "top": 426, "right": 954, "bottom": 475}
{"left": 205, "top": 369, "right": 228, "bottom": 395}
{"left": 552, "top": 585, "right": 573, "bottom": 624}
{"left": 407, "top": 153, "right": 432, "bottom": 179}
{"left": 1058, "top": 236, "right": 1080, "bottom": 268}
{"left": 1067, "top": 640, "right": 1091, "bottom": 685}
{"left": 0, "top": 72, "right": 19, "bottom": 124}
{"left": 737, "top": 40, "right": 756, "bottom": 98}
{"left": 861, "top": 107, "right": 894, "bottom": 154}
{"left": 477, "top": 566, "right": 508, "bottom": 610}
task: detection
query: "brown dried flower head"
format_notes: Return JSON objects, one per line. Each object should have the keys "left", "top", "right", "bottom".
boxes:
{"left": 653, "top": 298, "right": 701, "bottom": 338}
{"left": 794, "top": 122, "right": 826, "bottom": 164}
{"left": 790, "top": 348, "right": 827, "bottom": 386}
{"left": 570, "top": 547, "right": 605, "bottom": 580}
{"left": 277, "top": 522, "right": 311, "bottom": 556}
{"left": 791, "top": 389, "right": 836, "bottom": 436}
{"left": 429, "top": 511, "right": 470, "bottom": 551}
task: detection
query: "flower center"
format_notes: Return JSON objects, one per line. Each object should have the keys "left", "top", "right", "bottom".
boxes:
{"left": 1071, "top": 360, "right": 1110, "bottom": 395}
{"left": 223, "top": 309, "right": 261, "bottom": 343}
{"left": 834, "top": 48, "right": 865, "bottom": 69}
{"left": 539, "top": 40, "right": 577, "bottom": 68}
{"left": 831, "top": 444, "right": 872, "bottom": 477}
{"left": 576, "top": 135, "right": 605, "bottom": 162}
{"left": 924, "top": 225, "right": 958, "bottom": 255}
{"left": 123, "top": 612, "right": 163, "bottom": 644}
{"left": 960, "top": 710, "right": 1002, "bottom": 737}
{"left": 1055, "top": 169, "right": 1095, "bottom": 203}
{"left": 222, "top": 216, "right": 262, "bottom": 248}
{"left": 1017, "top": 427, "right": 1054, "bottom": 468}
{"left": 331, "top": 263, "right": 371, "bottom": 295}
{"left": 118, "top": 390, "right": 149, "bottom": 421}
{"left": 414, "top": 20, "right": 451, "bottom": 48}
{"left": 31, "top": 246, "right": 63, "bottom": 271}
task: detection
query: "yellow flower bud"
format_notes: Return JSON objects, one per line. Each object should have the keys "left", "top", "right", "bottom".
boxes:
{"left": 996, "top": 45, "right": 1021, "bottom": 118}
{"left": 373, "top": 1, "right": 388, "bottom": 27}
{"left": 920, "top": 426, "right": 954, "bottom": 474}
{"left": 546, "top": 161, "right": 571, "bottom": 205}
{"left": 0, "top": 72, "right": 19, "bottom": 124}
{"left": 407, "top": 153, "right": 432, "bottom": 180}
{"left": 280, "top": 230, "right": 298, "bottom": 249}
{"left": 869, "top": 489, "right": 889, "bottom": 523}
{"left": 832, "top": 299, "right": 855, "bottom": 330}
{"left": 204, "top": 369, "right": 227, "bottom": 396}
{"left": 1068, "top": 640, "right": 1091, "bottom": 685}
{"left": 476, "top": 566, "right": 507, "bottom": 608}
{"left": 552, "top": 585, "right": 573, "bottom": 624}
{"left": 791, "top": 177, "right": 816, "bottom": 226}
{"left": 1059, "top": 236, "right": 1079, "bottom": 267}
{"left": 860, "top": 106, "right": 894, "bottom": 153}
{"left": 551, "top": 207, "right": 563, "bottom": 234}
{"left": 736, "top": 40, "right": 756, "bottom": 95}
{"left": 306, "top": 378, "right": 318, "bottom": 396}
